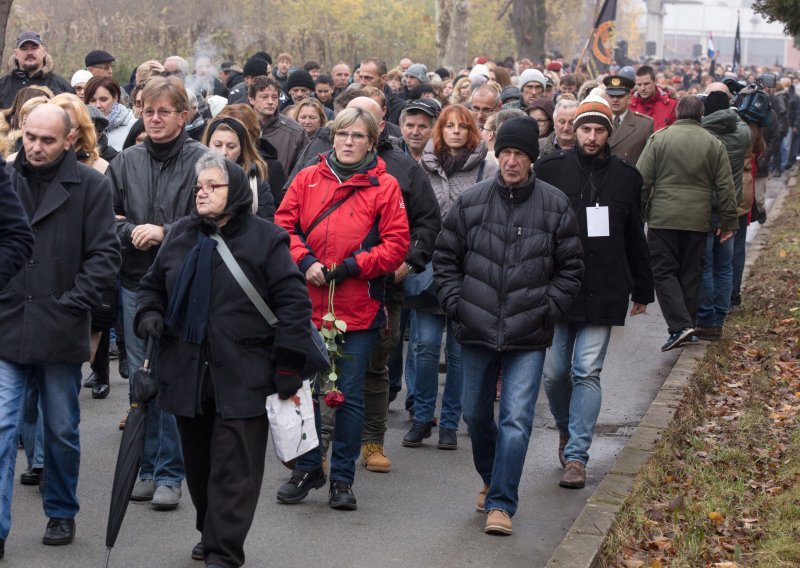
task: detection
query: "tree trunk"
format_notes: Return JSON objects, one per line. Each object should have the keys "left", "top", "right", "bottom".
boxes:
{"left": 436, "top": 0, "right": 469, "bottom": 70}
{"left": 510, "top": 0, "right": 546, "bottom": 60}
{"left": 0, "top": 0, "right": 13, "bottom": 64}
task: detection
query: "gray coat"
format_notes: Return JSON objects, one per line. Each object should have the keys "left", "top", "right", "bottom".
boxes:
{"left": 0, "top": 150, "right": 120, "bottom": 364}
{"left": 420, "top": 140, "right": 497, "bottom": 219}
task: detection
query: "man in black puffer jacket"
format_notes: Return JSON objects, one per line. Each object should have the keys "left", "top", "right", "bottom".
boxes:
{"left": 434, "top": 117, "right": 583, "bottom": 536}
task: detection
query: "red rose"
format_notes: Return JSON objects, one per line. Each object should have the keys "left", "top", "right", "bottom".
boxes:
{"left": 324, "top": 390, "right": 345, "bottom": 408}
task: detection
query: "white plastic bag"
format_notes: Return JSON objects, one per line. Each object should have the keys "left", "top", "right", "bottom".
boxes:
{"left": 266, "top": 380, "right": 319, "bottom": 463}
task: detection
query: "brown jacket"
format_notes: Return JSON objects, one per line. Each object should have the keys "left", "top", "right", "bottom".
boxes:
{"left": 609, "top": 111, "right": 653, "bottom": 165}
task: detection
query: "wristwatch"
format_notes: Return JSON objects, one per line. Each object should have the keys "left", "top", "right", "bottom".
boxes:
{"left": 405, "top": 262, "right": 415, "bottom": 274}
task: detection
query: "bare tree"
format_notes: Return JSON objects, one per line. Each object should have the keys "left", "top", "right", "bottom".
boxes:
{"left": 436, "top": 0, "right": 469, "bottom": 70}
{"left": 0, "top": 0, "right": 13, "bottom": 63}
{"left": 499, "top": 0, "right": 546, "bottom": 60}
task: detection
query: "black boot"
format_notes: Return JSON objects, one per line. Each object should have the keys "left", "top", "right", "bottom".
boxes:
{"left": 402, "top": 420, "right": 432, "bottom": 447}
{"left": 276, "top": 468, "right": 326, "bottom": 504}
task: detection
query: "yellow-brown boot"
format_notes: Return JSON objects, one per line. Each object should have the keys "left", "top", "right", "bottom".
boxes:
{"left": 360, "top": 443, "right": 391, "bottom": 473}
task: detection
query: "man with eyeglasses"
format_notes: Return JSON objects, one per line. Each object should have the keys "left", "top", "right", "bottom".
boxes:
{"left": 469, "top": 85, "right": 501, "bottom": 130}
{"left": 108, "top": 76, "right": 209, "bottom": 514}
{"left": 85, "top": 50, "right": 115, "bottom": 78}
{"left": 518, "top": 68, "right": 548, "bottom": 108}
{"left": 0, "top": 31, "right": 73, "bottom": 108}
{"left": 603, "top": 67, "right": 654, "bottom": 164}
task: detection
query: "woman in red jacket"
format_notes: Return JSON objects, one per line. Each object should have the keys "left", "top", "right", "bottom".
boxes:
{"left": 275, "top": 107, "right": 409, "bottom": 510}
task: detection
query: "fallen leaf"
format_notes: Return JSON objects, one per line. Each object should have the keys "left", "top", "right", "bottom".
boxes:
{"left": 621, "top": 560, "right": 644, "bottom": 568}
{"left": 709, "top": 511, "right": 725, "bottom": 525}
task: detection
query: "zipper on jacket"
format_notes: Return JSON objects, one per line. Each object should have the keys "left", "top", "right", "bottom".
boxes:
{"left": 497, "top": 190, "right": 515, "bottom": 347}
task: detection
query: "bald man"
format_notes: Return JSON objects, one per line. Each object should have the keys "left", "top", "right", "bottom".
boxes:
{"left": 0, "top": 104, "right": 119, "bottom": 553}
{"left": 276, "top": 97, "right": 440, "bottom": 499}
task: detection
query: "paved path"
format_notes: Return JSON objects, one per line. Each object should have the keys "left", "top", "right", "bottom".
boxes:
{"left": 4, "top": 176, "right": 787, "bottom": 568}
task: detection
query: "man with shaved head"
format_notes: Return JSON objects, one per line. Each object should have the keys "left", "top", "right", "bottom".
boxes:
{"left": 276, "top": 96, "right": 440, "bottom": 502}
{"left": 0, "top": 103, "right": 119, "bottom": 556}
{"left": 469, "top": 85, "right": 501, "bottom": 129}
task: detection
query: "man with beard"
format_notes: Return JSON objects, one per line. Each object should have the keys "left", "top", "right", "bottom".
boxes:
{"left": 534, "top": 92, "right": 653, "bottom": 489}
{"left": 0, "top": 32, "right": 72, "bottom": 108}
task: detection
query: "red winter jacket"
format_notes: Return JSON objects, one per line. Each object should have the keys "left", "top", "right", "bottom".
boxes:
{"left": 275, "top": 153, "right": 410, "bottom": 331}
{"left": 629, "top": 87, "right": 677, "bottom": 131}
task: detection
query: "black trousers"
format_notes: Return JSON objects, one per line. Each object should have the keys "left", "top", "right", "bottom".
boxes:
{"left": 176, "top": 398, "right": 269, "bottom": 568}
{"left": 647, "top": 227, "right": 707, "bottom": 333}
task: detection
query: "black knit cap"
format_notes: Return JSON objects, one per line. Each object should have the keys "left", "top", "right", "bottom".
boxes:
{"left": 287, "top": 69, "right": 315, "bottom": 91}
{"left": 703, "top": 91, "right": 730, "bottom": 116}
{"left": 243, "top": 56, "right": 270, "bottom": 78}
{"left": 494, "top": 117, "right": 540, "bottom": 162}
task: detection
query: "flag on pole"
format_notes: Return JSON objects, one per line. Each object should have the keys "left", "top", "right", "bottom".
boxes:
{"left": 707, "top": 33, "right": 716, "bottom": 59}
{"left": 732, "top": 13, "right": 741, "bottom": 71}
{"left": 587, "top": 0, "right": 618, "bottom": 77}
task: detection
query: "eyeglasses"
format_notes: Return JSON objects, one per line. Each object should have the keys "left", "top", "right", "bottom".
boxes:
{"left": 142, "top": 108, "right": 180, "bottom": 119}
{"left": 472, "top": 106, "right": 496, "bottom": 114}
{"left": 334, "top": 131, "right": 369, "bottom": 142}
{"left": 193, "top": 183, "right": 228, "bottom": 195}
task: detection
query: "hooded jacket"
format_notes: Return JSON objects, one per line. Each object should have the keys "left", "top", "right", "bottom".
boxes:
{"left": 275, "top": 153, "right": 410, "bottom": 331}
{"left": 0, "top": 54, "right": 73, "bottom": 108}
{"left": 701, "top": 108, "right": 752, "bottom": 205}
{"left": 136, "top": 159, "right": 312, "bottom": 418}
{"left": 628, "top": 86, "right": 677, "bottom": 131}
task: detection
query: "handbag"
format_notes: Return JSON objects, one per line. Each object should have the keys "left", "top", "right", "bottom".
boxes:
{"left": 403, "top": 261, "right": 438, "bottom": 309}
{"left": 266, "top": 379, "right": 319, "bottom": 462}
{"left": 210, "top": 234, "right": 330, "bottom": 379}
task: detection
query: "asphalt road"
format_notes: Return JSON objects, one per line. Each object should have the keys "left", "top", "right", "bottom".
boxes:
{"left": 4, "top": 175, "right": 787, "bottom": 568}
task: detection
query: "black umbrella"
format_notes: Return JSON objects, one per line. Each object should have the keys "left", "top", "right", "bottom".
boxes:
{"left": 104, "top": 337, "right": 158, "bottom": 568}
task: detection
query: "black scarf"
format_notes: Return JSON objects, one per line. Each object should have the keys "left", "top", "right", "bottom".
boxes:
{"left": 144, "top": 129, "right": 188, "bottom": 162}
{"left": 437, "top": 146, "right": 473, "bottom": 178}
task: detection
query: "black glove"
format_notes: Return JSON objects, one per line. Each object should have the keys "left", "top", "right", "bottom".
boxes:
{"left": 324, "top": 262, "right": 355, "bottom": 285}
{"left": 136, "top": 311, "right": 164, "bottom": 340}
{"left": 275, "top": 369, "right": 303, "bottom": 400}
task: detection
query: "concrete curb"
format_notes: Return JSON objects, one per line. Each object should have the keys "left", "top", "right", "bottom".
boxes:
{"left": 545, "top": 171, "right": 797, "bottom": 568}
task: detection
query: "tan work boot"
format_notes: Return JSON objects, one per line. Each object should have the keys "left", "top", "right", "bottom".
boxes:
{"left": 484, "top": 509, "right": 513, "bottom": 535}
{"left": 558, "top": 432, "right": 569, "bottom": 467}
{"left": 360, "top": 443, "right": 391, "bottom": 473}
{"left": 559, "top": 460, "right": 586, "bottom": 489}
{"left": 476, "top": 483, "right": 489, "bottom": 512}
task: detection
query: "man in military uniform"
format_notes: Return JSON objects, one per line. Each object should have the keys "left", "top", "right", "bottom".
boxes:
{"left": 604, "top": 67, "right": 654, "bottom": 165}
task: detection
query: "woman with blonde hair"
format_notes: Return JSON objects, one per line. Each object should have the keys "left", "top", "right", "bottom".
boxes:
{"left": 290, "top": 98, "right": 327, "bottom": 139}
{"left": 450, "top": 76, "right": 472, "bottom": 105}
{"left": 51, "top": 93, "right": 108, "bottom": 173}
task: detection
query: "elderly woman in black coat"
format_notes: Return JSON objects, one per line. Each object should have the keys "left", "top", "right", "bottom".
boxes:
{"left": 135, "top": 153, "right": 313, "bottom": 568}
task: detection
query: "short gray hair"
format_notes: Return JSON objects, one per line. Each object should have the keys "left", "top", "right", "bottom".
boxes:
{"left": 195, "top": 152, "right": 228, "bottom": 183}
{"left": 495, "top": 108, "right": 526, "bottom": 132}
{"left": 554, "top": 99, "right": 578, "bottom": 120}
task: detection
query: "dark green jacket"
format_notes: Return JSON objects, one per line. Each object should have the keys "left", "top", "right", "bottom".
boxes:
{"left": 701, "top": 109, "right": 752, "bottom": 205}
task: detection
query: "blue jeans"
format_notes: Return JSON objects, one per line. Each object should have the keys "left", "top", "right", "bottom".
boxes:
{"left": 696, "top": 230, "right": 734, "bottom": 328}
{"left": 460, "top": 345, "right": 545, "bottom": 517}
{"left": 0, "top": 360, "right": 82, "bottom": 539}
{"left": 781, "top": 130, "right": 792, "bottom": 170}
{"left": 121, "top": 287, "right": 184, "bottom": 487}
{"left": 542, "top": 322, "right": 612, "bottom": 465}
{"left": 329, "top": 329, "right": 378, "bottom": 484}
{"left": 20, "top": 381, "right": 44, "bottom": 470}
{"left": 410, "top": 310, "right": 462, "bottom": 429}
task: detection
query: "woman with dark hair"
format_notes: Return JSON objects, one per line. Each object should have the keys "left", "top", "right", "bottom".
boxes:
{"left": 525, "top": 98, "right": 556, "bottom": 139}
{"left": 404, "top": 104, "right": 497, "bottom": 449}
{"left": 492, "top": 66, "right": 512, "bottom": 89}
{"left": 84, "top": 76, "right": 135, "bottom": 152}
{"left": 136, "top": 153, "right": 313, "bottom": 567}
{"left": 202, "top": 116, "right": 276, "bottom": 221}
{"left": 217, "top": 104, "right": 287, "bottom": 205}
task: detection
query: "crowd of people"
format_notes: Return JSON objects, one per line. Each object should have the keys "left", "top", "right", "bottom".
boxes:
{"left": 0, "top": 27, "right": 795, "bottom": 567}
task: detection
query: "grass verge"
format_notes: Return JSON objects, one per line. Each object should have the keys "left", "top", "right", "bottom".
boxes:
{"left": 600, "top": 180, "right": 800, "bottom": 568}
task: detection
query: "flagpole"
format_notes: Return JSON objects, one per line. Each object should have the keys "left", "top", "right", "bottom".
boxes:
{"left": 575, "top": 0, "right": 603, "bottom": 73}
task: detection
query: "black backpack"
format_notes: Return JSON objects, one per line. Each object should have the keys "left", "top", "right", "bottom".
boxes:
{"left": 735, "top": 87, "right": 771, "bottom": 128}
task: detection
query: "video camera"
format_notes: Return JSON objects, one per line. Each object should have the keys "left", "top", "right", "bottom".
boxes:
{"left": 732, "top": 74, "right": 774, "bottom": 127}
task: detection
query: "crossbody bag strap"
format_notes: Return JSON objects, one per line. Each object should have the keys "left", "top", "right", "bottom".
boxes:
{"left": 302, "top": 191, "right": 355, "bottom": 237}
{"left": 209, "top": 234, "right": 278, "bottom": 327}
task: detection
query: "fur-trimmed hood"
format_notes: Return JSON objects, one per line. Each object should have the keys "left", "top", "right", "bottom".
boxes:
{"left": 6, "top": 52, "right": 57, "bottom": 77}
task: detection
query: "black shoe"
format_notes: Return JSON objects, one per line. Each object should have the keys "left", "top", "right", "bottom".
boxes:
{"left": 82, "top": 372, "right": 98, "bottom": 388}
{"left": 438, "top": 427, "right": 458, "bottom": 450}
{"left": 20, "top": 467, "right": 42, "bottom": 486}
{"left": 402, "top": 420, "right": 432, "bottom": 447}
{"left": 42, "top": 518, "right": 75, "bottom": 546}
{"left": 191, "top": 541, "right": 203, "bottom": 561}
{"left": 276, "top": 468, "right": 326, "bottom": 504}
{"left": 661, "top": 328, "right": 694, "bottom": 352}
{"left": 91, "top": 383, "right": 110, "bottom": 399}
{"left": 119, "top": 358, "right": 129, "bottom": 379}
{"left": 328, "top": 480, "right": 357, "bottom": 510}
{"left": 109, "top": 342, "right": 119, "bottom": 359}
{"left": 0, "top": 537, "right": 4, "bottom": 559}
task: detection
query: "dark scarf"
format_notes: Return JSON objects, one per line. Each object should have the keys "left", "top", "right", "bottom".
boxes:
{"left": 437, "top": 147, "right": 473, "bottom": 178}
{"left": 144, "top": 129, "right": 188, "bottom": 162}
{"left": 15, "top": 147, "right": 67, "bottom": 217}
{"left": 327, "top": 150, "right": 376, "bottom": 181}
